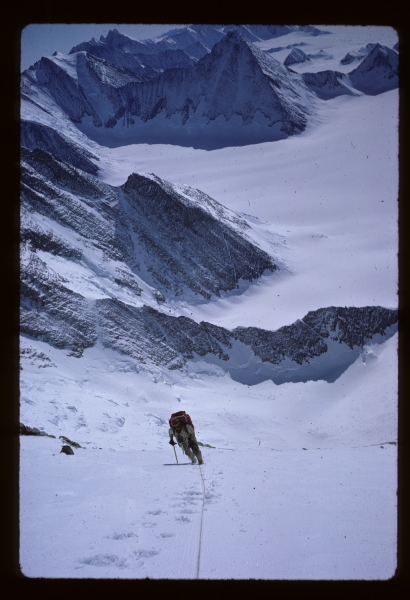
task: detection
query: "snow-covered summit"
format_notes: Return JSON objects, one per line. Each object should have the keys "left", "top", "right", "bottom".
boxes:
{"left": 21, "top": 31, "right": 318, "bottom": 149}
{"left": 284, "top": 48, "right": 311, "bottom": 66}
{"left": 220, "top": 24, "right": 330, "bottom": 41}
{"left": 70, "top": 28, "right": 196, "bottom": 76}
{"left": 340, "top": 43, "right": 377, "bottom": 65}
{"left": 349, "top": 43, "right": 399, "bottom": 95}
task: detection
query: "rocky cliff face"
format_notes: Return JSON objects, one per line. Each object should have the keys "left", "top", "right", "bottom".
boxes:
{"left": 21, "top": 147, "right": 277, "bottom": 301}
{"left": 20, "top": 246, "right": 98, "bottom": 357}
{"left": 20, "top": 120, "right": 100, "bottom": 175}
{"left": 284, "top": 48, "right": 311, "bottom": 66}
{"left": 349, "top": 43, "right": 399, "bottom": 95}
{"left": 301, "top": 71, "right": 357, "bottom": 99}
{"left": 120, "top": 172, "right": 276, "bottom": 299}
{"left": 20, "top": 246, "right": 398, "bottom": 379}
{"left": 95, "top": 302, "right": 398, "bottom": 374}
{"left": 21, "top": 32, "right": 317, "bottom": 149}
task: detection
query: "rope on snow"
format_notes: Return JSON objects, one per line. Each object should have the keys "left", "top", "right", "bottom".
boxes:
{"left": 196, "top": 463, "right": 206, "bottom": 579}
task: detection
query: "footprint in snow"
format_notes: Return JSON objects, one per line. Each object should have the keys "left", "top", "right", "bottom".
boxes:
{"left": 176, "top": 515, "right": 191, "bottom": 523}
{"left": 108, "top": 532, "right": 138, "bottom": 540}
{"left": 133, "top": 549, "right": 160, "bottom": 559}
{"left": 147, "top": 509, "right": 162, "bottom": 515}
{"left": 78, "top": 554, "right": 128, "bottom": 568}
{"left": 158, "top": 532, "right": 174, "bottom": 539}
{"left": 181, "top": 490, "right": 202, "bottom": 505}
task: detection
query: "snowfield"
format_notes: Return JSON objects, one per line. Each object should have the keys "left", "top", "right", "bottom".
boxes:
{"left": 20, "top": 24, "right": 398, "bottom": 580}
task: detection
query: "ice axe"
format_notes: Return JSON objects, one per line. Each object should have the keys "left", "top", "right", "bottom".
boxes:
{"left": 173, "top": 444, "right": 179, "bottom": 464}
{"left": 169, "top": 438, "right": 179, "bottom": 463}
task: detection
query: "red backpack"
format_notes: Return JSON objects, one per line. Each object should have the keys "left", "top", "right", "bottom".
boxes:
{"left": 169, "top": 411, "right": 194, "bottom": 430}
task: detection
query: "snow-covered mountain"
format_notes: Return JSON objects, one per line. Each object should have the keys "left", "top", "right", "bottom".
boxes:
{"left": 284, "top": 48, "right": 312, "bottom": 66}
{"left": 69, "top": 28, "right": 198, "bottom": 77}
{"left": 21, "top": 120, "right": 100, "bottom": 175}
{"left": 21, "top": 29, "right": 399, "bottom": 152}
{"left": 22, "top": 31, "right": 319, "bottom": 148}
{"left": 297, "top": 43, "right": 398, "bottom": 99}
{"left": 220, "top": 24, "right": 331, "bottom": 41}
{"left": 19, "top": 24, "right": 399, "bottom": 579}
{"left": 20, "top": 143, "right": 397, "bottom": 382}
{"left": 349, "top": 43, "right": 399, "bottom": 95}
{"left": 19, "top": 22, "right": 399, "bottom": 387}
{"left": 340, "top": 43, "right": 378, "bottom": 65}
{"left": 21, "top": 146, "right": 276, "bottom": 301}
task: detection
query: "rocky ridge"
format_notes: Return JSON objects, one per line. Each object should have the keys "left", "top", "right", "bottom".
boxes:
{"left": 21, "top": 147, "right": 276, "bottom": 302}
{"left": 21, "top": 32, "right": 318, "bottom": 149}
{"left": 20, "top": 145, "right": 397, "bottom": 382}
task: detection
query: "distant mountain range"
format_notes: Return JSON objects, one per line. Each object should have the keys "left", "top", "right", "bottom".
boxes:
{"left": 21, "top": 28, "right": 398, "bottom": 150}
{"left": 20, "top": 25, "right": 399, "bottom": 384}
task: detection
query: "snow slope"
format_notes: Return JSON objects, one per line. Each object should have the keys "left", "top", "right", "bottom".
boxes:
{"left": 20, "top": 331, "right": 397, "bottom": 579}
{"left": 19, "top": 24, "right": 399, "bottom": 580}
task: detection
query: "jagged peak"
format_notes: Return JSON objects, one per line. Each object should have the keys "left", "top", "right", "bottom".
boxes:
{"left": 207, "top": 29, "right": 273, "bottom": 64}
{"left": 349, "top": 42, "right": 398, "bottom": 75}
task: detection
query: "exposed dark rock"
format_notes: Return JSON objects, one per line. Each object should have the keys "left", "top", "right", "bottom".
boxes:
{"left": 95, "top": 299, "right": 231, "bottom": 368}
{"left": 153, "top": 289, "right": 166, "bottom": 303}
{"left": 93, "top": 299, "right": 397, "bottom": 380}
{"left": 21, "top": 147, "right": 111, "bottom": 200}
{"left": 301, "top": 70, "right": 355, "bottom": 99}
{"left": 60, "top": 445, "right": 74, "bottom": 455}
{"left": 284, "top": 48, "right": 311, "bottom": 66}
{"left": 59, "top": 436, "right": 84, "bottom": 449}
{"left": 114, "top": 269, "right": 142, "bottom": 296}
{"left": 21, "top": 148, "right": 125, "bottom": 262}
{"left": 121, "top": 172, "right": 276, "bottom": 298}
{"left": 20, "top": 346, "right": 57, "bottom": 368}
{"left": 230, "top": 306, "right": 398, "bottom": 374}
{"left": 20, "top": 423, "right": 56, "bottom": 438}
{"left": 349, "top": 43, "right": 399, "bottom": 95}
{"left": 21, "top": 148, "right": 274, "bottom": 300}
{"left": 21, "top": 224, "right": 82, "bottom": 259}
{"left": 233, "top": 319, "right": 328, "bottom": 366}
{"left": 340, "top": 52, "right": 359, "bottom": 65}
{"left": 21, "top": 120, "right": 99, "bottom": 175}
{"left": 302, "top": 306, "right": 398, "bottom": 349}
{"left": 340, "top": 44, "right": 377, "bottom": 65}
{"left": 20, "top": 249, "right": 97, "bottom": 357}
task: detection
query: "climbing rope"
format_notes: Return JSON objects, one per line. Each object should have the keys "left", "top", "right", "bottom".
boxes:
{"left": 196, "top": 463, "right": 206, "bottom": 579}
